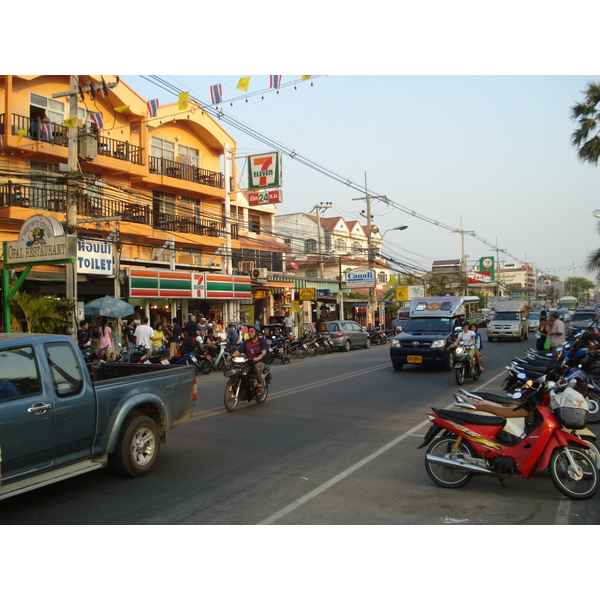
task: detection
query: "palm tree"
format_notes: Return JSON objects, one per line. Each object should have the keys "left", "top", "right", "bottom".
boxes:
{"left": 571, "top": 82, "right": 600, "bottom": 166}
{"left": 9, "top": 292, "right": 70, "bottom": 333}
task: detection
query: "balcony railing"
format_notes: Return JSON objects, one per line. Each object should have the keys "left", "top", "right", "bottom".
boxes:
{"left": 0, "top": 182, "right": 238, "bottom": 240}
{"left": 11, "top": 114, "right": 69, "bottom": 147}
{"left": 149, "top": 156, "right": 224, "bottom": 189}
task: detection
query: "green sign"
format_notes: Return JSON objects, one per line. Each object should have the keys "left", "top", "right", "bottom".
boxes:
{"left": 479, "top": 256, "right": 495, "bottom": 282}
{"left": 248, "top": 152, "right": 281, "bottom": 189}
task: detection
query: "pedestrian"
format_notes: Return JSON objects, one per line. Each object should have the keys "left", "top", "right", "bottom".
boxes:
{"left": 78, "top": 320, "right": 93, "bottom": 351}
{"left": 536, "top": 315, "right": 552, "bottom": 351}
{"left": 98, "top": 318, "right": 112, "bottom": 360}
{"left": 226, "top": 322, "right": 240, "bottom": 347}
{"left": 185, "top": 315, "right": 202, "bottom": 339}
{"left": 214, "top": 319, "right": 226, "bottom": 340}
{"left": 169, "top": 318, "right": 182, "bottom": 359}
{"left": 152, "top": 323, "right": 165, "bottom": 354}
{"left": 123, "top": 318, "right": 136, "bottom": 360}
{"left": 549, "top": 311, "right": 566, "bottom": 355}
{"left": 134, "top": 316, "right": 154, "bottom": 350}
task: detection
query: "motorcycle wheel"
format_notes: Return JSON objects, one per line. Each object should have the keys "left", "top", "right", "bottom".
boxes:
{"left": 306, "top": 346, "right": 318, "bottom": 357}
{"left": 580, "top": 438, "right": 600, "bottom": 470}
{"left": 549, "top": 447, "right": 599, "bottom": 500}
{"left": 317, "top": 344, "right": 327, "bottom": 355}
{"left": 255, "top": 383, "right": 269, "bottom": 404}
{"left": 455, "top": 365, "right": 465, "bottom": 386}
{"left": 374, "top": 335, "right": 384, "bottom": 345}
{"left": 198, "top": 359, "right": 212, "bottom": 375}
{"left": 293, "top": 347, "right": 306, "bottom": 359}
{"left": 224, "top": 381, "right": 240, "bottom": 412}
{"left": 425, "top": 435, "right": 475, "bottom": 489}
{"left": 584, "top": 391, "right": 600, "bottom": 424}
{"left": 282, "top": 350, "right": 291, "bottom": 364}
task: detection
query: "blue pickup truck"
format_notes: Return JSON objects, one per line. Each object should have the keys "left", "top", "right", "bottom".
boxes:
{"left": 0, "top": 333, "right": 197, "bottom": 500}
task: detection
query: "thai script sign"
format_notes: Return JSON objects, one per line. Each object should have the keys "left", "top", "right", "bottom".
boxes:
{"left": 77, "top": 240, "right": 115, "bottom": 275}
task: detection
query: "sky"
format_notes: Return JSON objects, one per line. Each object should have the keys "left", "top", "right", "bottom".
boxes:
{"left": 123, "top": 73, "right": 599, "bottom": 281}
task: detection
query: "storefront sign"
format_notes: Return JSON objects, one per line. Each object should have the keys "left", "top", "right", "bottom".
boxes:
{"left": 128, "top": 269, "right": 252, "bottom": 300}
{"left": 77, "top": 240, "right": 115, "bottom": 275}
{"left": 299, "top": 288, "right": 316, "bottom": 301}
{"left": 346, "top": 268, "right": 375, "bottom": 289}
{"left": 248, "top": 152, "right": 282, "bottom": 189}
{"left": 316, "top": 289, "right": 331, "bottom": 298}
{"left": 247, "top": 189, "right": 282, "bottom": 205}
{"left": 253, "top": 290, "right": 268, "bottom": 299}
{"left": 396, "top": 285, "right": 424, "bottom": 302}
{"left": 6, "top": 215, "right": 77, "bottom": 265}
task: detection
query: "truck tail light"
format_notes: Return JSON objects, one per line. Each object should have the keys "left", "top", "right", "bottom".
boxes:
{"left": 192, "top": 376, "right": 197, "bottom": 403}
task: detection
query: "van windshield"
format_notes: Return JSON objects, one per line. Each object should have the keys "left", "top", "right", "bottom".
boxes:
{"left": 493, "top": 312, "right": 520, "bottom": 321}
{"left": 404, "top": 318, "right": 451, "bottom": 334}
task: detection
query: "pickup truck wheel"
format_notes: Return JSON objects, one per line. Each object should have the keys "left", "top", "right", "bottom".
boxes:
{"left": 114, "top": 415, "right": 160, "bottom": 477}
{"left": 392, "top": 361, "right": 403, "bottom": 371}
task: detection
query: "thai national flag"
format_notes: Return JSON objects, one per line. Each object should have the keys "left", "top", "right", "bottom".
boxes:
{"left": 91, "top": 112, "right": 104, "bottom": 130}
{"left": 41, "top": 123, "right": 52, "bottom": 140}
{"left": 0, "top": 134, "right": 3, "bottom": 150}
{"left": 270, "top": 75, "right": 282, "bottom": 89}
{"left": 210, "top": 84, "right": 223, "bottom": 104}
{"left": 147, "top": 98, "right": 159, "bottom": 118}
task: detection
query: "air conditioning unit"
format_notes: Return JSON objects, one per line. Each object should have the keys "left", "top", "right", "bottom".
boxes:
{"left": 252, "top": 267, "right": 268, "bottom": 279}
{"left": 240, "top": 261, "right": 255, "bottom": 274}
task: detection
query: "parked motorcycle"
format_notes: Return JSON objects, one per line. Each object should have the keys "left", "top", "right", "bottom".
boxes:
{"left": 223, "top": 354, "right": 272, "bottom": 412}
{"left": 368, "top": 329, "right": 388, "bottom": 345}
{"left": 268, "top": 336, "right": 291, "bottom": 364}
{"left": 418, "top": 378, "right": 599, "bottom": 500}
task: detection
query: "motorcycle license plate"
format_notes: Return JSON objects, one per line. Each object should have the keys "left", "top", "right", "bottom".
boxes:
{"left": 161, "top": 359, "right": 169, "bottom": 364}
{"left": 407, "top": 355, "right": 422, "bottom": 364}
{"left": 191, "top": 356, "right": 198, "bottom": 362}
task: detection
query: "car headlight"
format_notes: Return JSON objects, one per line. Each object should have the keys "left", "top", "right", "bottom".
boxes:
{"left": 391, "top": 339, "right": 400, "bottom": 347}
{"left": 431, "top": 339, "right": 447, "bottom": 348}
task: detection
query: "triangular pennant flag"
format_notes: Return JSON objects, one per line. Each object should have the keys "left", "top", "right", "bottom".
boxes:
{"left": 147, "top": 98, "right": 159, "bottom": 118}
{"left": 64, "top": 118, "right": 77, "bottom": 127}
{"left": 301, "top": 75, "right": 312, "bottom": 81}
{"left": 178, "top": 92, "right": 189, "bottom": 110}
{"left": 17, "top": 129, "right": 25, "bottom": 145}
{"left": 114, "top": 105, "right": 130, "bottom": 113}
{"left": 237, "top": 77, "right": 251, "bottom": 92}
{"left": 270, "top": 75, "right": 282, "bottom": 89}
{"left": 210, "top": 84, "right": 223, "bottom": 104}
{"left": 91, "top": 112, "right": 104, "bottom": 130}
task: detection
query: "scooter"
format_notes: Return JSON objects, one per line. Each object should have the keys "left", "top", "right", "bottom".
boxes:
{"left": 418, "top": 379, "right": 599, "bottom": 500}
{"left": 223, "top": 354, "right": 272, "bottom": 412}
{"left": 452, "top": 341, "right": 483, "bottom": 385}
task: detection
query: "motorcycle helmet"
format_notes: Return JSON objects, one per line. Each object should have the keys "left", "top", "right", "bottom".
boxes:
{"left": 248, "top": 324, "right": 260, "bottom": 333}
{"left": 461, "top": 320, "right": 469, "bottom": 327}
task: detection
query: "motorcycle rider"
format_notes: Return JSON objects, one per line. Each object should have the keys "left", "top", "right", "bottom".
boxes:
{"left": 231, "top": 324, "right": 269, "bottom": 395}
{"left": 457, "top": 320, "right": 477, "bottom": 376}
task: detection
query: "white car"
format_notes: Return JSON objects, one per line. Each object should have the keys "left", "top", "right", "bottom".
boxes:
{"left": 529, "top": 312, "right": 540, "bottom": 332}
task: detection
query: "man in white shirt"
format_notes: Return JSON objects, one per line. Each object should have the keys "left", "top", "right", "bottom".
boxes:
{"left": 134, "top": 316, "right": 155, "bottom": 350}
{"left": 549, "top": 312, "right": 566, "bottom": 355}
{"left": 456, "top": 320, "right": 477, "bottom": 374}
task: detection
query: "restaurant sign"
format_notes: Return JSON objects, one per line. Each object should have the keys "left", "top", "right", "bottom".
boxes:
{"left": 5, "top": 215, "right": 77, "bottom": 265}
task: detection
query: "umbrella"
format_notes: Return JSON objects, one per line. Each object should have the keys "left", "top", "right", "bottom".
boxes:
{"left": 84, "top": 296, "right": 136, "bottom": 318}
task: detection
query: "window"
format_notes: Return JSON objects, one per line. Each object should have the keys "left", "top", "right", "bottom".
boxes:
{"left": 305, "top": 269, "right": 318, "bottom": 278}
{"left": 178, "top": 145, "right": 200, "bottom": 167}
{"left": 0, "top": 346, "right": 41, "bottom": 400}
{"left": 249, "top": 215, "right": 261, "bottom": 234}
{"left": 304, "top": 239, "right": 317, "bottom": 253}
{"left": 153, "top": 190, "right": 176, "bottom": 217}
{"left": 378, "top": 271, "right": 388, "bottom": 284}
{"left": 336, "top": 239, "right": 346, "bottom": 253}
{"left": 352, "top": 241, "right": 361, "bottom": 253}
{"left": 179, "top": 195, "right": 202, "bottom": 221}
{"left": 30, "top": 93, "right": 65, "bottom": 125}
{"left": 151, "top": 137, "right": 175, "bottom": 161}
{"left": 46, "top": 343, "right": 83, "bottom": 397}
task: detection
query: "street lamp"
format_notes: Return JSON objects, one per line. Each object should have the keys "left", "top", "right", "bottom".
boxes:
{"left": 381, "top": 225, "right": 408, "bottom": 236}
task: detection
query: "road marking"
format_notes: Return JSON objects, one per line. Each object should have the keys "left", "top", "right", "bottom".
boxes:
{"left": 258, "top": 368, "right": 562, "bottom": 525}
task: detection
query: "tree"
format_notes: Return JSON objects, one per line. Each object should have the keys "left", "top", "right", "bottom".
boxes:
{"left": 571, "top": 82, "right": 600, "bottom": 166}
{"left": 564, "top": 276, "right": 595, "bottom": 302}
{"left": 9, "top": 292, "right": 71, "bottom": 334}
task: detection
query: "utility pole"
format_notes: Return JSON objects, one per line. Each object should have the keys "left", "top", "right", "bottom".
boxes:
{"left": 352, "top": 174, "right": 388, "bottom": 328}
{"left": 52, "top": 76, "right": 119, "bottom": 338}
{"left": 452, "top": 216, "right": 474, "bottom": 296}
{"left": 313, "top": 202, "right": 331, "bottom": 279}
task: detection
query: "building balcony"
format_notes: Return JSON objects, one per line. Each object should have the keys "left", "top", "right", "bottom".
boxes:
{"left": 0, "top": 181, "right": 238, "bottom": 240}
{"left": 149, "top": 156, "right": 224, "bottom": 189}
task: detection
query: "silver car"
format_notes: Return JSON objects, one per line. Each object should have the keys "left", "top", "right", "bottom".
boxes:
{"left": 317, "top": 320, "right": 371, "bottom": 352}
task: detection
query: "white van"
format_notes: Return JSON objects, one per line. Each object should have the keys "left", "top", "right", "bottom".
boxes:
{"left": 487, "top": 300, "right": 529, "bottom": 342}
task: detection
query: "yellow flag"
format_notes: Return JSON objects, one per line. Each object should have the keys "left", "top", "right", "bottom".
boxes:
{"left": 178, "top": 92, "right": 189, "bottom": 110}
{"left": 301, "top": 75, "right": 312, "bottom": 80}
{"left": 237, "top": 77, "right": 251, "bottom": 92}
{"left": 64, "top": 118, "right": 76, "bottom": 127}
{"left": 17, "top": 129, "right": 25, "bottom": 144}
{"left": 114, "top": 105, "right": 130, "bottom": 113}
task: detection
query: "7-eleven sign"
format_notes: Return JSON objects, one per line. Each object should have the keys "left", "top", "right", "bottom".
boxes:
{"left": 248, "top": 152, "right": 281, "bottom": 189}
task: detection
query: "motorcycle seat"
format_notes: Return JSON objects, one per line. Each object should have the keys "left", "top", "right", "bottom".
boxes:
{"left": 463, "top": 391, "right": 522, "bottom": 406}
{"left": 433, "top": 407, "right": 506, "bottom": 427}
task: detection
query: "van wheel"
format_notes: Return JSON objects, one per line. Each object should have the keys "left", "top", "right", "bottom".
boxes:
{"left": 488, "top": 337, "right": 494, "bottom": 342}
{"left": 392, "top": 361, "right": 403, "bottom": 371}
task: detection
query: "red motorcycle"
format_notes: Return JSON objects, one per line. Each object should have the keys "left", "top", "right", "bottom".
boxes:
{"left": 418, "top": 380, "right": 599, "bottom": 500}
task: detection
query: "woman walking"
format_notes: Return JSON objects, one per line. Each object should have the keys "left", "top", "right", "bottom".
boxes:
{"left": 98, "top": 318, "right": 112, "bottom": 361}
